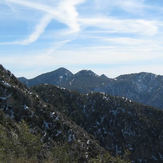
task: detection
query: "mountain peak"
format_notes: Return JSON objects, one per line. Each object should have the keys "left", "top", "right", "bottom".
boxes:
{"left": 0, "top": 64, "right": 4, "bottom": 70}
{"left": 49, "top": 67, "right": 73, "bottom": 78}
{"left": 100, "top": 74, "right": 109, "bottom": 79}
{"left": 24, "top": 67, "right": 73, "bottom": 86}
{"left": 75, "top": 70, "right": 98, "bottom": 77}
{"left": 0, "top": 64, "right": 8, "bottom": 75}
{"left": 117, "top": 72, "right": 158, "bottom": 81}
{"left": 55, "top": 67, "right": 73, "bottom": 74}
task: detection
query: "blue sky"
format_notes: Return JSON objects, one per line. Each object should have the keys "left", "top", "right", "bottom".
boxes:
{"left": 0, "top": 0, "right": 163, "bottom": 78}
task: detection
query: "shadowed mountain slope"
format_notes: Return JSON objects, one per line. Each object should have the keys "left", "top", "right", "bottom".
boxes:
{"left": 33, "top": 84, "right": 163, "bottom": 162}
{"left": 1, "top": 65, "right": 123, "bottom": 162}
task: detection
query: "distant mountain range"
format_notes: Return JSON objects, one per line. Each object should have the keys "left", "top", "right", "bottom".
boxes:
{"left": 1, "top": 64, "right": 163, "bottom": 162}
{"left": 19, "top": 68, "right": 163, "bottom": 109}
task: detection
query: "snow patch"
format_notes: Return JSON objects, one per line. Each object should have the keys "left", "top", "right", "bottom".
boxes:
{"left": 24, "top": 104, "right": 29, "bottom": 110}
{"left": 55, "top": 130, "right": 62, "bottom": 136}
{"left": 2, "top": 81, "right": 11, "bottom": 87}
{"left": 87, "top": 140, "right": 90, "bottom": 145}
{"left": 43, "top": 121, "right": 49, "bottom": 129}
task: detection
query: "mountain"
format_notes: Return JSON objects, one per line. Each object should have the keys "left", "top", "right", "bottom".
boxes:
{"left": 1, "top": 64, "right": 125, "bottom": 162}
{"left": 99, "top": 72, "right": 163, "bottom": 109}
{"left": 1, "top": 64, "right": 163, "bottom": 162}
{"left": 24, "top": 67, "right": 73, "bottom": 87}
{"left": 18, "top": 77, "right": 29, "bottom": 86}
{"left": 20, "top": 68, "right": 111, "bottom": 92}
{"left": 33, "top": 84, "right": 163, "bottom": 162}
{"left": 19, "top": 68, "right": 163, "bottom": 109}
{"left": 67, "top": 70, "right": 111, "bottom": 93}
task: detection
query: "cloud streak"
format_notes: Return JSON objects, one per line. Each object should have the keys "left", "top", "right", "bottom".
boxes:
{"left": 79, "top": 17, "right": 158, "bottom": 36}
{"left": 0, "top": 0, "right": 85, "bottom": 45}
{"left": 0, "top": 14, "right": 53, "bottom": 45}
{"left": 1, "top": 0, "right": 160, "bottom": 47}
{"left": 1, "top": 0, "right": 163, "bottom": 78}
{"left": 21, "top": 14, "right": 53, "bottom": 45}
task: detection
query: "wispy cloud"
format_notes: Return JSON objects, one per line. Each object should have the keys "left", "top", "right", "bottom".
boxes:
{"left": 1, "top": 0, "right": 85, "bottom": 45}
{"left": 94, "top": 0, "right": 145, "bottom": 14}
{"left": 2, "top": 46, "right": 162, "bottom": 66}
{"left": 79, "top": 17, "right": 158, "bottom": 36}
{"left": 46, "top": 40, "right": 72, "bottom": 55}
{"left": 57, "top": 0, "right": 86, "bottom": 33}
{"left": 1, "top": 0, "right": 160, "bottom": 47}
{"left": 1, "top": 0, "right": 163, "bottom": 77}
{"left": 20, "top": 14, "right": 53, "bottom": 45}
{"left": 0, "top": 14, "right": 53, "bottom": 45}
{"left": 2, "top": 45, "right": 163, "bottom": 78}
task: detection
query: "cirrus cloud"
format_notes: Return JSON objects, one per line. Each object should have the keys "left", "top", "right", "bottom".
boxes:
{"left": 1, "top": 0, "right": 163, "bottom": 78}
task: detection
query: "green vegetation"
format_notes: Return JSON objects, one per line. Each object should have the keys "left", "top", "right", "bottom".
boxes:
{"left": 89, "top": 153, "right": 129, "bottom": 163}
{"left": 0, "top": 112, "right": 127, "bottom": 163}
{"left": 1, "top": 65, "right": 162, "bottom": 162}
{"left": 0, "top": 118, "right": 41, "bottom": 162}
{"left": 33, "top": 84, "right": 163, "bottom": 162}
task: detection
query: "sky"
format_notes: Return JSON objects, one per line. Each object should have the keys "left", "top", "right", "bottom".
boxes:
{"left": 0, "top": 0, "right": 163, "bottom": 78}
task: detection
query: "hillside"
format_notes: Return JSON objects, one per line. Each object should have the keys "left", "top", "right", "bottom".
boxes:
{"left": 33, "top": 84, "right": 163, "bottom": 162}
{"left": 1, "top": 64, "right": 127, "bottom": 162}
{"left": 19, "top": 68, "right": 163, "bottom": 109}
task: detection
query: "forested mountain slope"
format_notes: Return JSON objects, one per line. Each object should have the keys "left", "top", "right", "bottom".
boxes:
{"left": 1, "top": 65, "right": 124, "bottom": 163}
{"left": 33, "top": 84, "right": 163, "bottom": 162}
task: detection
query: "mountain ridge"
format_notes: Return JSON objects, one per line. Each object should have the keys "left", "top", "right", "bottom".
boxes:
{"left": 0, "top": 64, "right": 111, "bottom": 162}
{"left": 0, "top": 64, "right": 163, "bottom": 162}
{"left": 19, "top": 68, "right": 163, "bottom": 109}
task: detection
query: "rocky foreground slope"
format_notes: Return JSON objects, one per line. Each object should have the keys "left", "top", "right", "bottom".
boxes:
{"left": 1, "top": 65, "right": 124, "bottom": 162}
